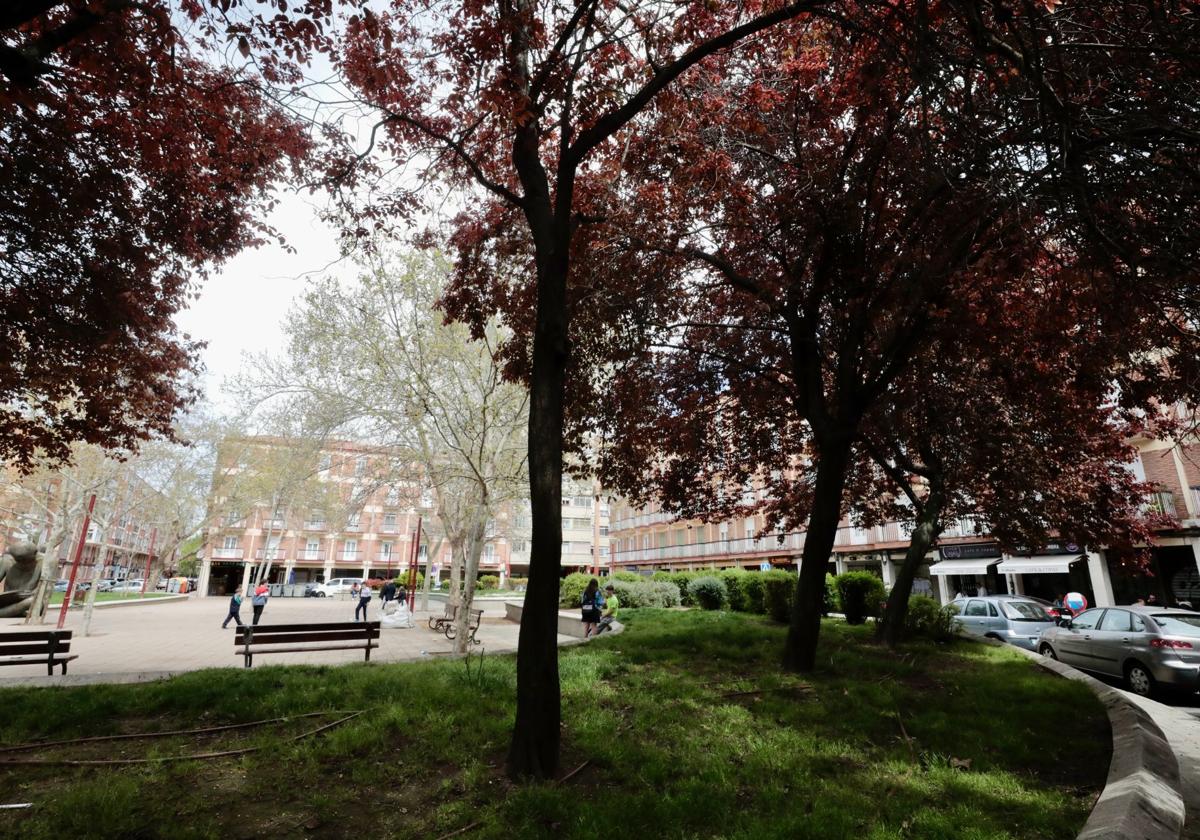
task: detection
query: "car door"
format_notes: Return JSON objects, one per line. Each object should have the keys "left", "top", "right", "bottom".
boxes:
{"left": 958, "top": 599, "right": 989, "bottom": 638}
{"left": 1092, "top": 609, "right": 1134, "bottom": 676}
{"left": 1057, "top": 609, "right": 1105, "bottom": 668}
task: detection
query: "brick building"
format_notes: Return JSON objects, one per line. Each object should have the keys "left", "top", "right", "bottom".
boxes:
{"left": 609, "top": 434, "right": 1200, "bottom": 610}
{"left": 198, "top": 438, "right": 610, "bottom": 596}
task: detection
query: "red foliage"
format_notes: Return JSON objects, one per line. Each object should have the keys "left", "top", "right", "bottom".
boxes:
{"left": 1, "top": 2, "right": 313, "bottom": 469}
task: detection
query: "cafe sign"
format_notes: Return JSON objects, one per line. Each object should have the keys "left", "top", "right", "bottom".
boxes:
{"left": 938, "top": 541, "right": 1001, "bottom": 561}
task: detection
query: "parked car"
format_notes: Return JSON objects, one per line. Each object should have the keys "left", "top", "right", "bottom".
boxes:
{"left": 52, "top": 579, "right": 69, "bottom": 592}
{"left": 111, "top": 580, "right": 145, "bottom": 592}
{"left": 155, "top": 579, "right": 168, "bottom": 591}
{"left": 1038, "top": 606, "right": 1200, "bottom": 697}
{"left": 303, "top": 582, "right": 323, "bottom": 598}
{"left": 308, "top": 577, "right": 362, "bottom": 598}
{"left": 1022, "top": 595, "right": 1067, "bottom": 623}
{"left": 949, "top": 595, "right": 1058, "bottom": 651}
{"left": 95, "top": 579, "right": 115, "bottom": 592}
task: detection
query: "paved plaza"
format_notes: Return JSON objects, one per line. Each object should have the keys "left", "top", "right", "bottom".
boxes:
{"left": 0, "top": 595, "right": 577, "bottom": 686}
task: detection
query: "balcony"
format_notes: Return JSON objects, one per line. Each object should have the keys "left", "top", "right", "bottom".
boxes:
{"left": 254, "top": 549, "right": 286, "bottom": 560}
{"left": 1144, "top": 490, "right": 1178, "bottom": 519}
{"left": 298, "top": 550, "right": 325, "bottom": 562}
{"left": 381, "top": 522, "right": 398, "bottom": 534}
{"left": 211, "top": 547, "right": 244, "bottom": 560}
{"left": 303, "top": 521, "right": 326, "bottom": 531}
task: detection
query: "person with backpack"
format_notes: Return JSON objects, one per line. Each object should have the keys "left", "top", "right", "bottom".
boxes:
{"left": 221, "top": 585, "right": 245, "bottom": 629}
{"left": 581, "top": 578, "right": 603, "bottom": 638}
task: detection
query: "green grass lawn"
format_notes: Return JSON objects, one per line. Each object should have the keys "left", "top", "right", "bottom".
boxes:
{"left": 0, "top": 610, "right": 1108, "bottom": 839}
{"left": 48, "top": 591, "right": 174, "bottom": 605}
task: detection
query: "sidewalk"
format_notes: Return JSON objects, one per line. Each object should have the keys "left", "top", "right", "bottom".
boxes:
{"left": 1122, "top": 691, "right": 1200, "bottom": 840}
{"left": 0, "top": 595, "right": 572, "bottom": 686}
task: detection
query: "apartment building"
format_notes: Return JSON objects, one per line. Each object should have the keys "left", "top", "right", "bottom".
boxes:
{"left": 609, "top": 435, "right": 1200, "bottom": 610}
{"left": 198, "top": 438, "right": 608, "bottom": 595}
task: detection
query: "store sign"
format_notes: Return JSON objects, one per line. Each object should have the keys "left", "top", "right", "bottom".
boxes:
{"left": 1012, "top": 540, "right": 1083, "bottom": 556}
{"left": 938, "top": 542, "right": 1001, "bottom": 561}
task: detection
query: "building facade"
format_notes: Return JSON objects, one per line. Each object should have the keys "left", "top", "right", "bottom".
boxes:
{"left": 198, "top": 438, "right": 610, "bottom": 596}
{"left": 609, "top": 435, "right": 1200, "bottom": 610}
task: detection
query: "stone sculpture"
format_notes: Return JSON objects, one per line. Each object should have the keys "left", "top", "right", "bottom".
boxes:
{"left": 0, "top": 542, "right": 43, "bottom": 618}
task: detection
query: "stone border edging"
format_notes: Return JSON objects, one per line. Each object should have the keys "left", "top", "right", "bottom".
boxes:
{"left": 1013, "top": 646, "right": 1185, "bottom": 840}
{"left": 47, "top": 593, "right": 189, "bottom": 611}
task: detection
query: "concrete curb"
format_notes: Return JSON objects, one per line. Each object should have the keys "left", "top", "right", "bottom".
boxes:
{"left": 1015, "top": 647, "right": 1186, "bottom": 840}
{"left": 47, "top": 594, "right": 189, "bottom": 611}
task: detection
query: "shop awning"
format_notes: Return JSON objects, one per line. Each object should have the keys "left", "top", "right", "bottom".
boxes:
{"left": 996, "top": 556, "right": 1083, "bottom": 575}
{"left": 928, "top": 558, "right": 1000, "bottom": 576}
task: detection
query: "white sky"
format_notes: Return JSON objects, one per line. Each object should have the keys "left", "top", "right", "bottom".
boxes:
{"left": 174, "top": 194, "right": 349, "bottom": 410}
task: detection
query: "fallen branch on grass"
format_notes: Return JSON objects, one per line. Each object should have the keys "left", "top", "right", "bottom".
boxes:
{"left": 0, "top": 711, "right": 365, "bottom": 766}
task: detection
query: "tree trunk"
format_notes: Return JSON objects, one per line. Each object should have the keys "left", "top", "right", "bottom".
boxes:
{"left": 506, "top": 245, "right": 567, "bottom": 781}
{"left": 454, "top": 501, "right": 489, "bottom": 654}
{"left": 783, "top": 436, "right": 854, "bottom": 672}
{"left": 877, "top": 485, "right": 944, "bottom": 648}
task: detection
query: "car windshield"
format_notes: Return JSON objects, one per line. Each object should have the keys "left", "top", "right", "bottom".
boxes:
{"left": 1001, "top": 601, "right": 1051, "bottom": 621}
{"left": 1151, "top": 614, "right": 1200, "bottom": 637}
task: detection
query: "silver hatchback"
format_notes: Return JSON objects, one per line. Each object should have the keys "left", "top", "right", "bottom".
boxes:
{"left": 1037, "top": 606, "right": 1200, "bottom": 697}
{"left": 949, "top": 595, "right": 1058, "bottom": 651}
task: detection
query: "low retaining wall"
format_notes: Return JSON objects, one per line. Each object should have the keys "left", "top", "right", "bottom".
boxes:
{"left": 49, "top": 594, "right": 189, "bottom": 611}
{"left": 1015, "top": 648, "right": 1185, "bottom": 840}
{"left": 502, "top": 601, "right": 622, "bottom": 640}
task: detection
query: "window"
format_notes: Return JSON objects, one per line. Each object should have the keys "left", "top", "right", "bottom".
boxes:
{"left": 1149, "top": 613, "right": 1200, "bottom": 637}
{"left": 483, "top": 544, "right": 495, "bottom": 561}
{"left": 307, "top": 511, "right": 325, "bottom": 529}
{"left": 223, "top": 536, "right": 238, "bottom": 550}
{"left": 1069, "top": 609, "right": 1104, "bottom": 631}
{"left": 575, "top": 496, "right": 592, "bottom": 508}
{"left": 599, "top": 525, "right": 609, "bottom": 536}
{"left": 355, "top": 456, "right": 367, "bottom": 476}
{"left": 347, "top": 512, "right": 361, "bottom": 531}
{"left": 319, "top": 454, "right": 331, "bottom": 471}
{"left": 383, "top": 513, "right": 397, "bottom": 532}
{"left": 987, "top": 602, "right": 999, "bottom": 617}
{"left": 719, "top": 523, "right": 729, "bottom": 542}
{"left": 964, "top": 600, "right": 987, "bottom": 617}
{"left": 511, "top": 540, "right": 527, "bottom": 553}
{"left": 343, "top": 539, "right": 358, "bottom": 558}
{"left": 1099, "top": 610, "right": 1133, "bottom": 632}
{"left": 641, "top": 535, "right": 650, "bottom": 551}
{"left": 1001, "top": 601, "right": 1051, "bottom": 622}
{"left": 675, "top": 529, "right": 686, "bottom": 546}
{"left": 745, "top": 519, "right": 755, "bottom": 540}
{"left": 657, "top": 532, "right": 668, "bottom": 548}
{"left": 381, "top": 542, "right": 393, "bottom": 560}
{"left": 598, "top": 546, "right": 609, "bottom": 557}
{"left": 225, "top": 509, "right": 242, "bottom": 526}
{"left": 266, "top": 537, "right": 280, "bottom": 560}
{"left": 305, "top": 538, "right": 319, "bottom": 557}
{"left": 385, "top": 487, "right": 400, "bottom": 505}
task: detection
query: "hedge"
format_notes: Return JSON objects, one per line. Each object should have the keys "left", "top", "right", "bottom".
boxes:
{"left": 834, "top": 571, "right": 886, "bottom": 625}
{"left": 689, "top": 576, "right": 727, "bottom": 610}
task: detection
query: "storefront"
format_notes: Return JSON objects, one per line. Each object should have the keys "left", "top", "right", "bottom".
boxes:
{"left": 928, "top": 542, "right": 1003, "bottom": 603}
{"left": 996, "top": 542, "right": 1094, "bottom": 606}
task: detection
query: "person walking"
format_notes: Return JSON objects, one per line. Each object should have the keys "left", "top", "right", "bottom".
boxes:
{"left": 251, "top": 582, "right": 269, "bottom": 626}
{"left": 581, "top": 578, "right": 602, "bottom": 638}
{"left": 221, "top": 585, "right": 245, "bottom": 629}
{"left": 355, "top": 580, "right": 373, "bottom": 621}
{"left": 381, "top": 579, "right": 397, "bottom": 604}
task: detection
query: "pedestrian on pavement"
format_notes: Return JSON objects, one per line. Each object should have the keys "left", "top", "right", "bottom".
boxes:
{"left": 251, "top": 582, "right": 269, "bottom": 625}
{"left": 355, "top": 581, "right": 373, "bottom": 621}
{"left": 221, "top": 585, "right": 245, "bottom": 629}
{"left": 350, "top": 581, "right": 361, "bottom": 600}
{"left": 398, "top": 584, "right": 408, "bottom": 605}
{"left": 381, "top": 579, "right": 397, "bottom": 604}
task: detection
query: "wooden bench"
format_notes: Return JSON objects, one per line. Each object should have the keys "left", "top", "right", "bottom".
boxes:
{"left": 444, "top": 608, "right": 483, "bottom": 646}
{"left": 234, "top": 622, "right": 379, "bottom": 668}
{"left": 0, "top": 630, "right": 78, "bottom": 675}
{"left": 428, "top": 603, "right": 457, "bottom": 633}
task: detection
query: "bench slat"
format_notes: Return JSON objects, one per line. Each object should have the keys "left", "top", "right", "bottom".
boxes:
{"left": 235, "top": 643, "right": 378, "bottom": 656}
{"left": 0, "top": 643, "right": 71, "bottom": 656}
{"left": 0, "top": 631, "right": 72, "bottom": 643}
{"left": 235, "top": 630, "right": 378, "bottom": 646}
{"left": 0, "top": 654, "right": 78, "bottom": 666}
{"left": 235, "top": 622, "right": 378, "bottom": 634}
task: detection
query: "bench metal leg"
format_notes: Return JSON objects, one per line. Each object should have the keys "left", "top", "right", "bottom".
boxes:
{"left": 244, "top": 654, "right": 252, "bottom": 668}
{"left": 61, "top": 661, "right": 68, "bottom": 675}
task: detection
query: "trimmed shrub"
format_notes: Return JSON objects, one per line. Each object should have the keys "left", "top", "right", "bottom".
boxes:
{"left": 762, "top": 570, "right": 795, "bottom": 623}
{"left": 823, "top": 573, "right": 840, "bottom": 616}
{"left": 612, "top": 571, "right": 642, "bottom": 583}
{"left": 392, "top": 573, "right": 424, "bottom": 590}
{"left": 651, "top": 571, "right": 699, "bottom": 605}
{"left": 559, "top": 572, "right": 595, "bottom": 608}
{"left": 834, "top": 571, "right": 886, "bottom": 625}
{"left": 741, "top": 573, "right": 766, "bottom": 614}
{"left": 689, "top": 576, "right": 727, "bottom": 610}
{"left": 611, "top": 579, "right": 681, "bottom": 608}
{"left": 720, "top": 569, "right": 749, "bottom": 611}
{"left": 506, "top": 576, "right": 528, "bottom": 590}
{"left": 904, "top": 595, "right": 959, "bottom": 641}
{"left": 478, "top": 575, "right": 500, "bottom": 590}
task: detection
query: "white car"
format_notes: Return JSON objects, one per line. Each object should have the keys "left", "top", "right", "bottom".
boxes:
{"left": 111, "top": 580, "right": 145, "bottom": 592}
{"left": 309, "top": 577, "right": 363, "bottom": 598}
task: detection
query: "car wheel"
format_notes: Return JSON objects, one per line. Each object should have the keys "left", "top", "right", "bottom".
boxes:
{"left": 1125, "top": 662, "right": 1156, "bottom": 698}
{"left": 1039, "top": 643, "right": 1057, "bottom": 660}
{"left": 318, "top": 592, "right": 326, "bottom": 598}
